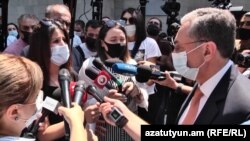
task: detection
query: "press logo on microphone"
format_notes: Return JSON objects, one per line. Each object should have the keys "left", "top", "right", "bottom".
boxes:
{"left": 94, "top": 71, "right": 111, "bottom": 88}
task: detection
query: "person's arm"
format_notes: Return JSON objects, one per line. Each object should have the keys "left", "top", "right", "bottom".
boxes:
{"left": 153, "top": 71, "right": 193, "bottom": 95}
{"left": 99, "top": 96, "right": 149, "bottom": 141}
{"left": 58, "top": 103, "right": 88, "bottom": 141}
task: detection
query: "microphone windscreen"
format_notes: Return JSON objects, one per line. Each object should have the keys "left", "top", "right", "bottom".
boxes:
{"left": 85, "top": 67, "right": 99, "bottom": 80}
{"left": 104, "top": 58, "right": 124, "bottom": 68}
{"left": 58, "top": 68, "right": 71, "bottom": 81}
{"left": 93, "top": 58, "right": 104, "bottom": 70}
{"left": 136, "top": 65, "right": 152, "bottom": 82}
{"left": 112, "top": 63, "right": 137, "bottom": 75}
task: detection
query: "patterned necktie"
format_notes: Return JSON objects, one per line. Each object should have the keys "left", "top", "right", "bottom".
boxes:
{"left": 182, "top": 87, "right": 203, "bottom": 125}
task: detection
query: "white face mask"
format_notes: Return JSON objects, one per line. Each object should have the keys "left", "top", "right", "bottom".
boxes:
{"left": 172, "top": 44, "right": 205, "bottom": 80}
{"left": 74, "top": 31, "right": 82, "bottom": 37}
{"left": 8, "top": 30, "right": 18, "bottom": 37}
{"left": 18, "top": 91, "right": 44, "bottom": 128}
{"left": 125, "top": 24, "right": 136, "bottom": 37}
{"left": 51, "top": 44, "right": 70, "bottom": 66}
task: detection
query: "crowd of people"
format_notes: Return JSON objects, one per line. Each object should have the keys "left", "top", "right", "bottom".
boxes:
{"left": 1, "top": 2, "right": 250, "bottom": 141}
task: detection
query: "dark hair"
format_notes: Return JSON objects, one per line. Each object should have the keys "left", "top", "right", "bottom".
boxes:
{"left": 75, "top": 20, "right": 85, "bottom": 30}
{"left": 97, "top": 23, "right": 130, "bottom": 62}
{"left": 85, "top": 19, "right": 102, "bottom": 32}
{"left": 7, "top": 23, "right": 20, "bottom": 38}
{"left": 148, "top": 17, "right": 162, "bottom": 29}
{"left": 121, "top": 8, "right": 146, "bottom": 58}
{"left": 27, "top": 20, "right": 73, "bottom": 86}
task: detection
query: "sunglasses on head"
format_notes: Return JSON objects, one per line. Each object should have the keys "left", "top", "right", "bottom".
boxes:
{"left": 104, "top": 19, "right": 126, "bottom": 28}
{"left": 40, "top": 19, "right": 64, "bottom": 28}
{"left": 121, "top": 17, "right": 135, "bottom": 24}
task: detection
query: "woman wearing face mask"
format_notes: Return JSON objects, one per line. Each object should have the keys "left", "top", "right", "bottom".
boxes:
{"left": 78, "top": 19, "right": 148, "bottom": 141}
{"left": 0, "top": 54, "right": 43, "bottom": 141}
{"left": 0, "top": 54, "right": 89, "bottom": 141}
{"left": 27, "top": 19, "right": 79, "bottom": 141}
{"left": 7, "top": 23, "right": 19, "bottom": 46}
{"left": 121, "top": 8, "right": 162, "bottom": 123}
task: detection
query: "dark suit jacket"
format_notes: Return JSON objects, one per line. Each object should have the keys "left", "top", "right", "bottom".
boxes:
{"left": 176, "top": 65, "right": 250, "bottom": 124}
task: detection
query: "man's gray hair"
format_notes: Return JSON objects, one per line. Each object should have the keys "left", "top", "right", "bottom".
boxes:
{"left": 181, "top": 7, "right": 236, "bottom": 58}
{"left": 45, "top": 4, "right": 70, "bottom": 18}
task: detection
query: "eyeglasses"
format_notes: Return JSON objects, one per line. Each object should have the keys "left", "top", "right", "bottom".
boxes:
{"left": 104, "top": 19, "right": 126, "bottom": 28}
{"left": 121, "top": 17, "right": 135, "bottom": 24}
{"left": 239, "top": 21, "right": 250, "bottom": 27}
{"left": 173, "top": 40, "right": 208, "bottom": 52}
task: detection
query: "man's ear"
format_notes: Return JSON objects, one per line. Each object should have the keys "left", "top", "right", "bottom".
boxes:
{"left": 204, "top": 41, "right": 217, "bottom": 61}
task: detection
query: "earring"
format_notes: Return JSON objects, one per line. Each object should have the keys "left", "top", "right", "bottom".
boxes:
{"left": 15, "top": 116, "right": 19, "bottom": 120}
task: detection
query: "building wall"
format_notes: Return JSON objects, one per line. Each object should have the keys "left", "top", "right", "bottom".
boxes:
{"left": 4, "top": 0, "right": 250, "bottom": 32}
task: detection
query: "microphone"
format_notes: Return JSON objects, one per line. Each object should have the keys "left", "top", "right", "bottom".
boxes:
{"left": 85, "top": 85, "right": 128, "bottom": 128}
{"left": 135, "top": 65, "right": 166, "bottom": 82}
{"left": 85, "top": 67, "right": 114, "bottom": 89}
{"left": 93, "top": 58, "right": 123, "bottom": 91}
{"left": 104, "top": 58, "right": 124, "bottom": 68}
{"left": 73, "top": 80, "right": 87, "bottom": 105}
{"left": 86, "top": 85, "right": 104, "bottom": 103}
{"left": 112, "top": 63, "right": 137, "bottom": 75}
{"left": 58, "top": 68, "right": 71, "bottom": 140}
{"left": 22, "top": 93, "right": 62, "bottom": 138}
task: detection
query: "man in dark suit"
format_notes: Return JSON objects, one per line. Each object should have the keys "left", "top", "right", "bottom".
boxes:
{"left": 156, "top": 7, "right": 250, "bottom": 124}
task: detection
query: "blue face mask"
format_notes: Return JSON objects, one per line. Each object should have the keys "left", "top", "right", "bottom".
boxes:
{"left": 8, "top": 30, "right": 18, "bottom": 37}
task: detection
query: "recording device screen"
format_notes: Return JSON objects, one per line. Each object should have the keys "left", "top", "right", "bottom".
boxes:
{"left": 109, "top": 107, "right": 123, "bottom": 122}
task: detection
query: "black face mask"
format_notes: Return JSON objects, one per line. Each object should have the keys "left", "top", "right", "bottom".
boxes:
{"left": 21, "top": 30, "right": 32, "bottom": 44}
{"left": 236, "top": 28, "right": 250, "bottom": 40}
{"left": 85, "top": 37, "right": 97, "bottom": 51}
{"left": 147, "top": 24, "right": 160, "bottom": 36}
{"left": 104, "top": 42, "right": 126, "bottom": 58}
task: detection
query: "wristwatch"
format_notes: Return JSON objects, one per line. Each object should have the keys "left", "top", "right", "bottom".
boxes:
{"left": 109, "top": 107, "right": 128, "bottom": 128}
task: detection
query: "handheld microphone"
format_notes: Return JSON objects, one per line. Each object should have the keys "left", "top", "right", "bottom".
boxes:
{"left": 58, "top": 68, "right": 71, "bottom": 140}
{"left": 112, "top": 63, "right": 137, "bottom": 75}
{"left": 73, "top": 80, "right": 87, "bottom": 105}
{"left": 22, "top": 93, "right": 62, "bottom": 138}
{"left": 135, "top": 65, "right": 166, "bottom": 82}
{"left": 104, "top": 58, "right": 124, "bottom": 68}
{"left": 85, "top": 85, "right": 128, "bottom": 128}
{"left": 86, "top": 85, "right": 104, "bottom": 103}
{"left": 85, "top": 67, "right": 114, "bottom": 89}
{"left": 93, "top": 58, "right": 123, "bottom": 91}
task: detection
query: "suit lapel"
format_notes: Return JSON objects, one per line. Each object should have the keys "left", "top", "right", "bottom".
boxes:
{"left": 195, "top": 67, "right": 232, "bottom": 124}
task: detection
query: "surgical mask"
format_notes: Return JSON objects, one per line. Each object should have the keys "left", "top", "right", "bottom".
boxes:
{"left": 51, "top": 44, "right": 70, "bottom": 66}
{"left": 124, "top": 24, "right": 136, "bottom": 37}
{"left": 8, "top": 30, "right": 18, "bottom": 37}
{"left": 104, "top": 41, "right": 126, "bottom": 58}
{"left": 236, "top": 28, "right": 250, "bottom": 40}
{"left": 19, "top": 91, "right": 44, "bottom": 128}
{"left": 74, "top": 31, "right": 82, "bottom": 37}
{"left": 172, "top": 44, "right": 205, "bottom": 80}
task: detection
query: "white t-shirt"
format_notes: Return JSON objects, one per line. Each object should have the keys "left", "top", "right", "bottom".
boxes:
{"left": 79, "top": 43, "right": 97, "bottom": 59}
{"left": 7, "top": 35, "right": 17, "bottom": 46}
{"left": 72, "top": 35, "right": 82, "bottom": 48}
{"left": 128, "top": 37, "right": 162, "bottom": 95}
